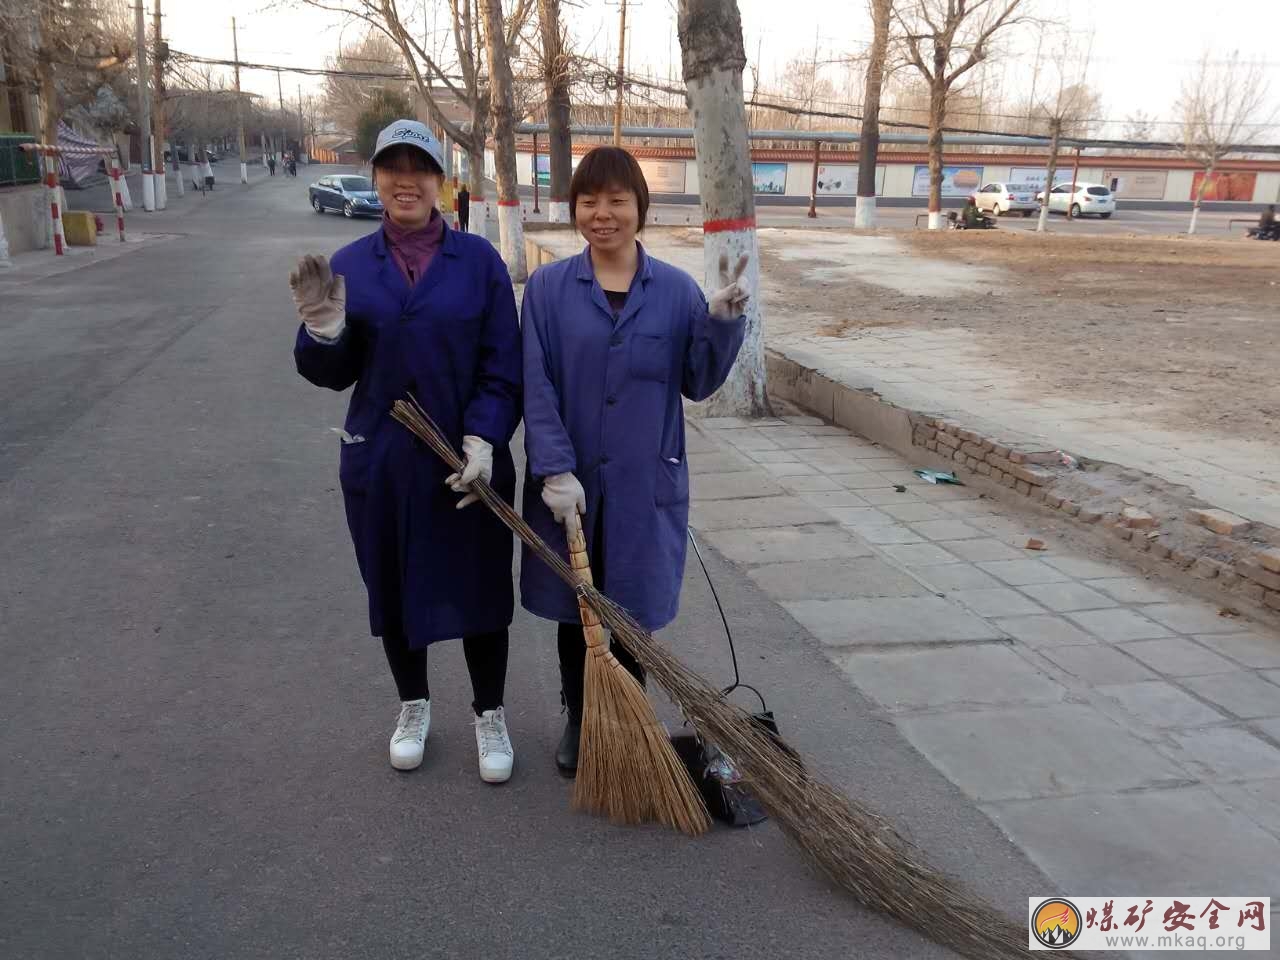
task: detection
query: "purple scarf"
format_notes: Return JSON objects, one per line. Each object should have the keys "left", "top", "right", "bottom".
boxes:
{"left": 383, "top": 209, "right": 444, "bottom": 285}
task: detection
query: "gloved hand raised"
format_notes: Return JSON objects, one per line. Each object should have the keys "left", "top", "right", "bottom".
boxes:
{"left": 289, "top": 254, "right": 346, "bottom": 341}
{"left": 445, "top": 435, "right": 494, "bottom": 509}
{"left": 541, "top": 472, "right": 586, "bottom": 539}
{"left": 708, "top": 252, "right": 750, "bottom": 321}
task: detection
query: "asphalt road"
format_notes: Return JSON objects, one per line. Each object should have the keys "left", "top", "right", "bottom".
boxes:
{"left": 1, "top": 172, "right": 1056, "bottom": 959}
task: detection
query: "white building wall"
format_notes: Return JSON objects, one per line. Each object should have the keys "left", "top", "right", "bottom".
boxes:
{"left": 1164, "top": 169, "right": 1196, "bottom": 203}
{"left": 1253, "top": 172, "right": 1280, "bottom": 204}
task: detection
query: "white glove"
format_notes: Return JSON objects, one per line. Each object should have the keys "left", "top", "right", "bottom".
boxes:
{"left": 446, "top": 435, "right": 494, "bottom": 509}
{"left": 541, "top": 472, "right": 586, "bottom": 539}
{"left": 289, "top": 254, "right": 346, "bottom": 341}
{"left": 708, "top": 252, "right": 750, "bottom": 321}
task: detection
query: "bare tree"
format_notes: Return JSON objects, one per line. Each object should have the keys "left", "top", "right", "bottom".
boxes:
{"left": 677, "top": 0, "right": 768, "bottom": 417}
{"left": 1019, "top": 35, "right": 1095, "bottom": 233}
{"left": 537, "top": 0, "right": 573, "bottom": 223}
{"left": 1120, "top": 110, "right": 1153, "bottom": 143}
{"left": 856, "top": 0, "right": 894, "bottom": 228}
{"left": 894, "top": 0, "right": 1029, "bottom": 229}
{"left": 480, "top": 0, "right": 525, "bottom": 279}
{"left": 1177, "top": 50, "right": 1273, "bottom": 235}
{"left": 322, "top": 29, "right": 408, "bottom": 135}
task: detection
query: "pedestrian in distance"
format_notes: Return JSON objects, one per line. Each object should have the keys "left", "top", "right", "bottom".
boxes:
{"left": 519, "top": 146, "right": 749, "bottom": 775}
{"left": 291, "top": 119, "right": 522, "bottom": 783}
{"left": 268, "top": 155, "right": 277, "bottom": 176}
{"left": 1258, "top": 204, "right": 1277, "bottom": 240}
{"left": 457, "top": 183, "right": 470, "bottom": 233}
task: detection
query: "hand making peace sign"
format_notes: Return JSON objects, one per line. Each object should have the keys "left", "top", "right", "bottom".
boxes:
{"left": 708, "top": 252, "right": 751, "bottom": 321}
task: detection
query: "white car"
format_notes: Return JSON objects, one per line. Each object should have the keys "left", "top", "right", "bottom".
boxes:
{"left": 1036, "top": 182, "right": 1117, "bottom": 219}
{"left": 974, "top": 181, "right": 1038, "bottom": 216}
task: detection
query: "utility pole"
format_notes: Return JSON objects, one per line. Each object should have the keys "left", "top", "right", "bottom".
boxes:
{"left": 233, "top": 17, "right": 248, "bottom": 183}
{"left": 612, "top": 0, "right": 627, "bottom": 145}
{"left": 152, "top": 0, "right": 167, "bottom": 208}
{"left": 134, "top": 1, "right": 155, "bottom": 211}
{"left": 276, "top": 68, "right": 287, "bottom": 164}
{"left": 297, "top": 83, "right": 306, "bottom": 161}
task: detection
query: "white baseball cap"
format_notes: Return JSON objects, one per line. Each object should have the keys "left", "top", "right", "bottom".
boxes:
{"left": 371, "top": 119, "right": 445, "bottom": 172}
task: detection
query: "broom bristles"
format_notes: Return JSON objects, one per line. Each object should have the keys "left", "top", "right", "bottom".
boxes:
{"left": 575, "top": 643, "right": 710, "bottom": 835}
{"left": 390, "top": 397, "right": 1054, "bottom": 960}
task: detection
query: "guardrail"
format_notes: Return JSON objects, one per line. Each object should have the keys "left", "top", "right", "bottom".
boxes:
{"left": 0, "top": 134, "right": 40, "bottom": 187}
{"left": 1228, "top": 218, "right": 1259, "bottom": 232}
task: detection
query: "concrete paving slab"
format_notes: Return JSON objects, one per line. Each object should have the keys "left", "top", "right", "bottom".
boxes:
{"left": 900, "top": 704, "right": 1190, "bottom": 802}
{"left": 690, "top": 496, "right": 832, "bottom": 531}
{"left": 985, "top": 786, "right": 1280, "bottom": 896}
{"left": 829, "top": 472, "right": 901, "bottom": 490}
{"left": 798, "top": 490, "right": 871, "bottom": 509}
{"left": 852, "top": 524, "right": 926, "bottom": 545}
{"left": 1170, "top": 727, "right": 1280, "bottom": 780}
{"left": 720, "top": 429, "right": 781, "bottom": 451}
{"left": 834, "top": 645, "right": 1066, "bottom": 713}
{"left": 777, "top": 474, "right": 843, "bottom": 493}
{"left": 1256, "top": 718, "right": 1280, "bottom": 743}
{"left": 1038, "top": 644, "right": 1161, "bottom": 685}
{"left": 690, "top": 472, "right": 786, "bottom": 501}
{"left": 743, "top": 448, "right": 803, "bottom": 464}
{"left": 878, "top": 502, "right": 950, "bottom": 523}
{"left": 745, "top": 556, "right": 927, "bottom": 601}
{"left": 1181, "top": 673, "right": 1280, "bottom": 720}
{"left": 1042, "top": 555, "right": 1136, "bottom": 580}
{"left": 1096, "top": 680, "right": 1230, "bottom": 728}
{"left": 783, "top": 596, "right": 1003, "bottom": 647}
{"left": 703, "top": 524, "right": 872, "bottom": 565}
{"left": 1118, "top": 638, "right": 1242, "bottom": 678}
{"left": 995, "top": 614, "right": 1098, "bottom": 649}
{"left": 914, "top": 483, "right": 984, "bottom": 502}
{"left": 761, "top": 461, "right": 822, "bottom": 477}
{"left": 1067, "top": 608, "right": 1175, "bottom": 643}
{"left": 917, "top": 563, "right": 1005, "bottom": 592}
{"left": 1018, "top": 581, "right": 1120, "bottom": 612}
{"left": 688, "top": 450, "right": 755, "bottom": 475}
{"left": 906, "top": 519, "right": 984, "bottom": 541}
{"left": 949, "top": 587, "right": 1046, "bottom": 618}
{"left": 858, "top": 488, "right": 927, "bottom": 505}
{"left": 780, "top": 415, "right": 825, "bottom": 426}
{"left": 938, "top": 499, "right": 1004, "bottom": 518}
{"left": 877, "top": 542, "right": 961, "bottom": 568}
{"left": 1086, "top": 577, "right": 1179, "bottom": 605}
{"left": 1193, "top": 633, "right": 1280, "bottom": 669}
{"left": 1212, "top": 778, "right": 1280, "bottom": 841}
{"left": 684, "top": 428, "right": 722, "bottom": 455}
{"left": 1145, "top": 603, "right": 1254, "bottom": 636}
{"left": 977, "top": 559, "right": 1074, "bottom": 587}
{"left": 944, "top": 538, "right": 1027, "bottom": 562}
{"left": 824, "top": 506, "right": 893, "bottom": 526}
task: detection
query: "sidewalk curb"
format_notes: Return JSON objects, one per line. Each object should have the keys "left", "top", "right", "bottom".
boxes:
{"left": 765, "top": 348, "right": 1280, "bottom": 630}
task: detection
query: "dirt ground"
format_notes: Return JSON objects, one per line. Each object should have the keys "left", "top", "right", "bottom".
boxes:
{"left": 754, "top": 230, "right": 1280, "bottom": 438}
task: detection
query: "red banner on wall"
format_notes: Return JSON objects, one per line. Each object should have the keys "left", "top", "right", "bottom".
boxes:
{"left": 1190, "top": 171, "right": 1257, "bottom": 201}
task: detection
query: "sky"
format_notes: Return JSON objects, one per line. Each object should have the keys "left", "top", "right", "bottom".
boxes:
{"left": 158, "top": 0, "right": 1280, "bottom": 138}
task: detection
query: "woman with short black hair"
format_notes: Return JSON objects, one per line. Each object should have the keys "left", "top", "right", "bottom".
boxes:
{"left": 519, "top": 146, "right": 750, "bottom": 774}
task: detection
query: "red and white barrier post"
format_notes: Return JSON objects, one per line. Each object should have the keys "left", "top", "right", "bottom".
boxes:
{"left": 109, "top": 158, "right": 127, "bottom": 242}
{"left": 44, "top": 163, "right": 65, "bottom": 256}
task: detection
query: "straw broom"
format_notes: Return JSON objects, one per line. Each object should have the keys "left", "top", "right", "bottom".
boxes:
{"left": 392, "top": 397, "right": 1057, "bottom": 960}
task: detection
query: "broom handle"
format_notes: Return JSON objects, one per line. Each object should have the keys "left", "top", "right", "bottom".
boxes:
{"left": 566, "top": 518, "right": 607, "bottom": 651}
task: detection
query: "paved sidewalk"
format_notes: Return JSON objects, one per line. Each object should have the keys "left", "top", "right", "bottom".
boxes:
{"left": 686, "top": 410, "right": 1280, "bottom": 915}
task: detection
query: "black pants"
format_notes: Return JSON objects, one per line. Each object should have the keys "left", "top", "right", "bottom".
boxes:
{"left": 556, "top": 506, "right": 644, "bottom": 723}
{"left": 458, "top": 208, "right": 469, "bottom": 232}
{"left": 382, "top": 629, "right": 508, "bottom": 716}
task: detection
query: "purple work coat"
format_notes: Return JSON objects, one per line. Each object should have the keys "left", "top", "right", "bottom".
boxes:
{"left": 294, "top": 222, "right": 521, "bottom": 646}
{"left": 520, "top": 244, "right": 746, "bottom": 630}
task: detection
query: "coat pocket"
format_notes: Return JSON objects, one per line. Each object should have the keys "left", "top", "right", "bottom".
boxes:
{"left": 629, "top": 333, "right": 671, "bottom": 382}
{"left": 654, "top": 455, "right": 689, "bottom": 506}
{"left": 338, "top": 435, "right": 372, "bottom": 494}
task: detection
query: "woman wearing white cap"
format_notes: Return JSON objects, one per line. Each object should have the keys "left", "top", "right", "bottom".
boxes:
{"left": 292, "top": 120, "right": 523, "bottom": 783}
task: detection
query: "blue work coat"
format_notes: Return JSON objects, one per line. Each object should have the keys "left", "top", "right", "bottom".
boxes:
{"left": 520, "top": 244, "right": 746, "bottom": 630}
{"left": 294, "top": 222, "right": 521, "bottom": 646}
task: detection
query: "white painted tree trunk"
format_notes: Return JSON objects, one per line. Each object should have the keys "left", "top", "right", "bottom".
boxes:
{"left": 1188, "top": 167, "right": 1211, "bottom": 235}
{"left": 928, "top": 210, "right": 943, "bottom": 230}
{"left": 155, "top": 171, "right": 167, "bottom": 209}
{"left": 854, "top": 195, "right": 877, "bottom": 229}
{"left": 240, "top": 162, "right": 248, "bottom": 184}
{"left": 481, "top": 0, "right": 527, "bottom": 280}
{"left": 1036, "top": 122, "right": 1061, "bottom": 234}
{"left": 1188, "top": 205, "right": 1201, "bottom": 235}
{"left": 469, "top": 199, "right": 487, "bottom": 235}
{"left": 538, "top": 0, "right": 574, "bottom": 227}
{"left": 118, "top": 174, "right": 133, "bottom": 211}
{"left": 0, "top": 208, "right": 12, "bottom": 267}
{"left": 142, "top": 173, "right": 156, "bottom": 211}
{"left": 679, "top": 0, "right": 768, "bottom": 417}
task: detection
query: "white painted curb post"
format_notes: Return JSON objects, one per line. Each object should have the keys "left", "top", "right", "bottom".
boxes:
{"left": 118, "top": 171, "right": 134, "bottom": 211}
{"left": 142, "top": 163, "right": 156, "bottom": 211}
{"left": 0, "top": 207, "right": 13, "bottom": 267}
{"left": 190, "top": 159, "right": 202, "bottom": 192}
{"left": 928, "top": 210, "right": 943, "bottom": 230}
{"left": 240, "top": 162, "right": 248, "bottom": 184}
{"left": 173, "top": 151, "right": 184, "bottom": 197}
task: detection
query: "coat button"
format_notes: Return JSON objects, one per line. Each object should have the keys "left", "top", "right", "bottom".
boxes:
{"left": 601, "top": 455, "right": 611, "bottom": 464}
{"left": 607, "top": 395, "right": 617, "bottom": 405}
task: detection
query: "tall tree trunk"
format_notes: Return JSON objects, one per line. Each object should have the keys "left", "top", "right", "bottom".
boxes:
{"left": 1189, "top": 164, "right": 1212, "bottom": 235}
{"left": 36, "top": 55, "right": 59, "bottom": 148}
{"left": 855, "top": 0, "right": 891, "bottom": 229}
{"left": 1036, "top": 118, "right": 1060, "bottom": 233}
{"left": 927, "top": 80, "right": 946, "bottom": 230}
{"left": 538, "top": 0, "right": 573, "bottom": 224}
{"left": 678, "top": 0, "right": 769, "bottom": 417}
{"left": 480, "top": 0, "right": 526, "bottom": 280}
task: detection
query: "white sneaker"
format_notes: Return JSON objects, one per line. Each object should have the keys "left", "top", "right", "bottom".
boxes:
{"left": 389, "top": 698, "right": 430, "bottom": 771}
{"left": 474, "top": 707, "right": 514, "bottom": 784}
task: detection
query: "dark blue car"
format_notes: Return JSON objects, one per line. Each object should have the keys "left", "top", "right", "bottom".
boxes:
{"left": 309, "top": 174, "right": 383, "bottom": 218}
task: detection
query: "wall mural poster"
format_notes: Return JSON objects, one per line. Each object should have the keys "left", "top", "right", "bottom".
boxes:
{"left": 816, "top": 164, "right": 857, "bottom": 195}
{"left": 1190, "top": 170, "right": 1257, "bottom": 202}
{"left": 638, "top": 159, "right": 687, "bottom": 194}
{"left": 752, "top": 162, "right": 788, "bottom": 194}
{"left": 912, "top": 165, "right": 983, "bottom": 197}
{"left": 1102, "top": 169, "right": 1167, "bottom": 200}
{"left": 533, "top": 153, "right": 550, "bottom": 187}
{"left": 1008, "top": 167, "right": 1049, "bottom": 192}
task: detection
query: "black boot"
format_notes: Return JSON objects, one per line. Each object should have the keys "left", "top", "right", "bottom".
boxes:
{"left": 556, "top": 717, "right": 581, "bottom": 776}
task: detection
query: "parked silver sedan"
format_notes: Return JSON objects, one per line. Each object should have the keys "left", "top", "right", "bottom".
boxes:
{"left": 973, "top": 181, "right": 1039, "bottom": 217}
